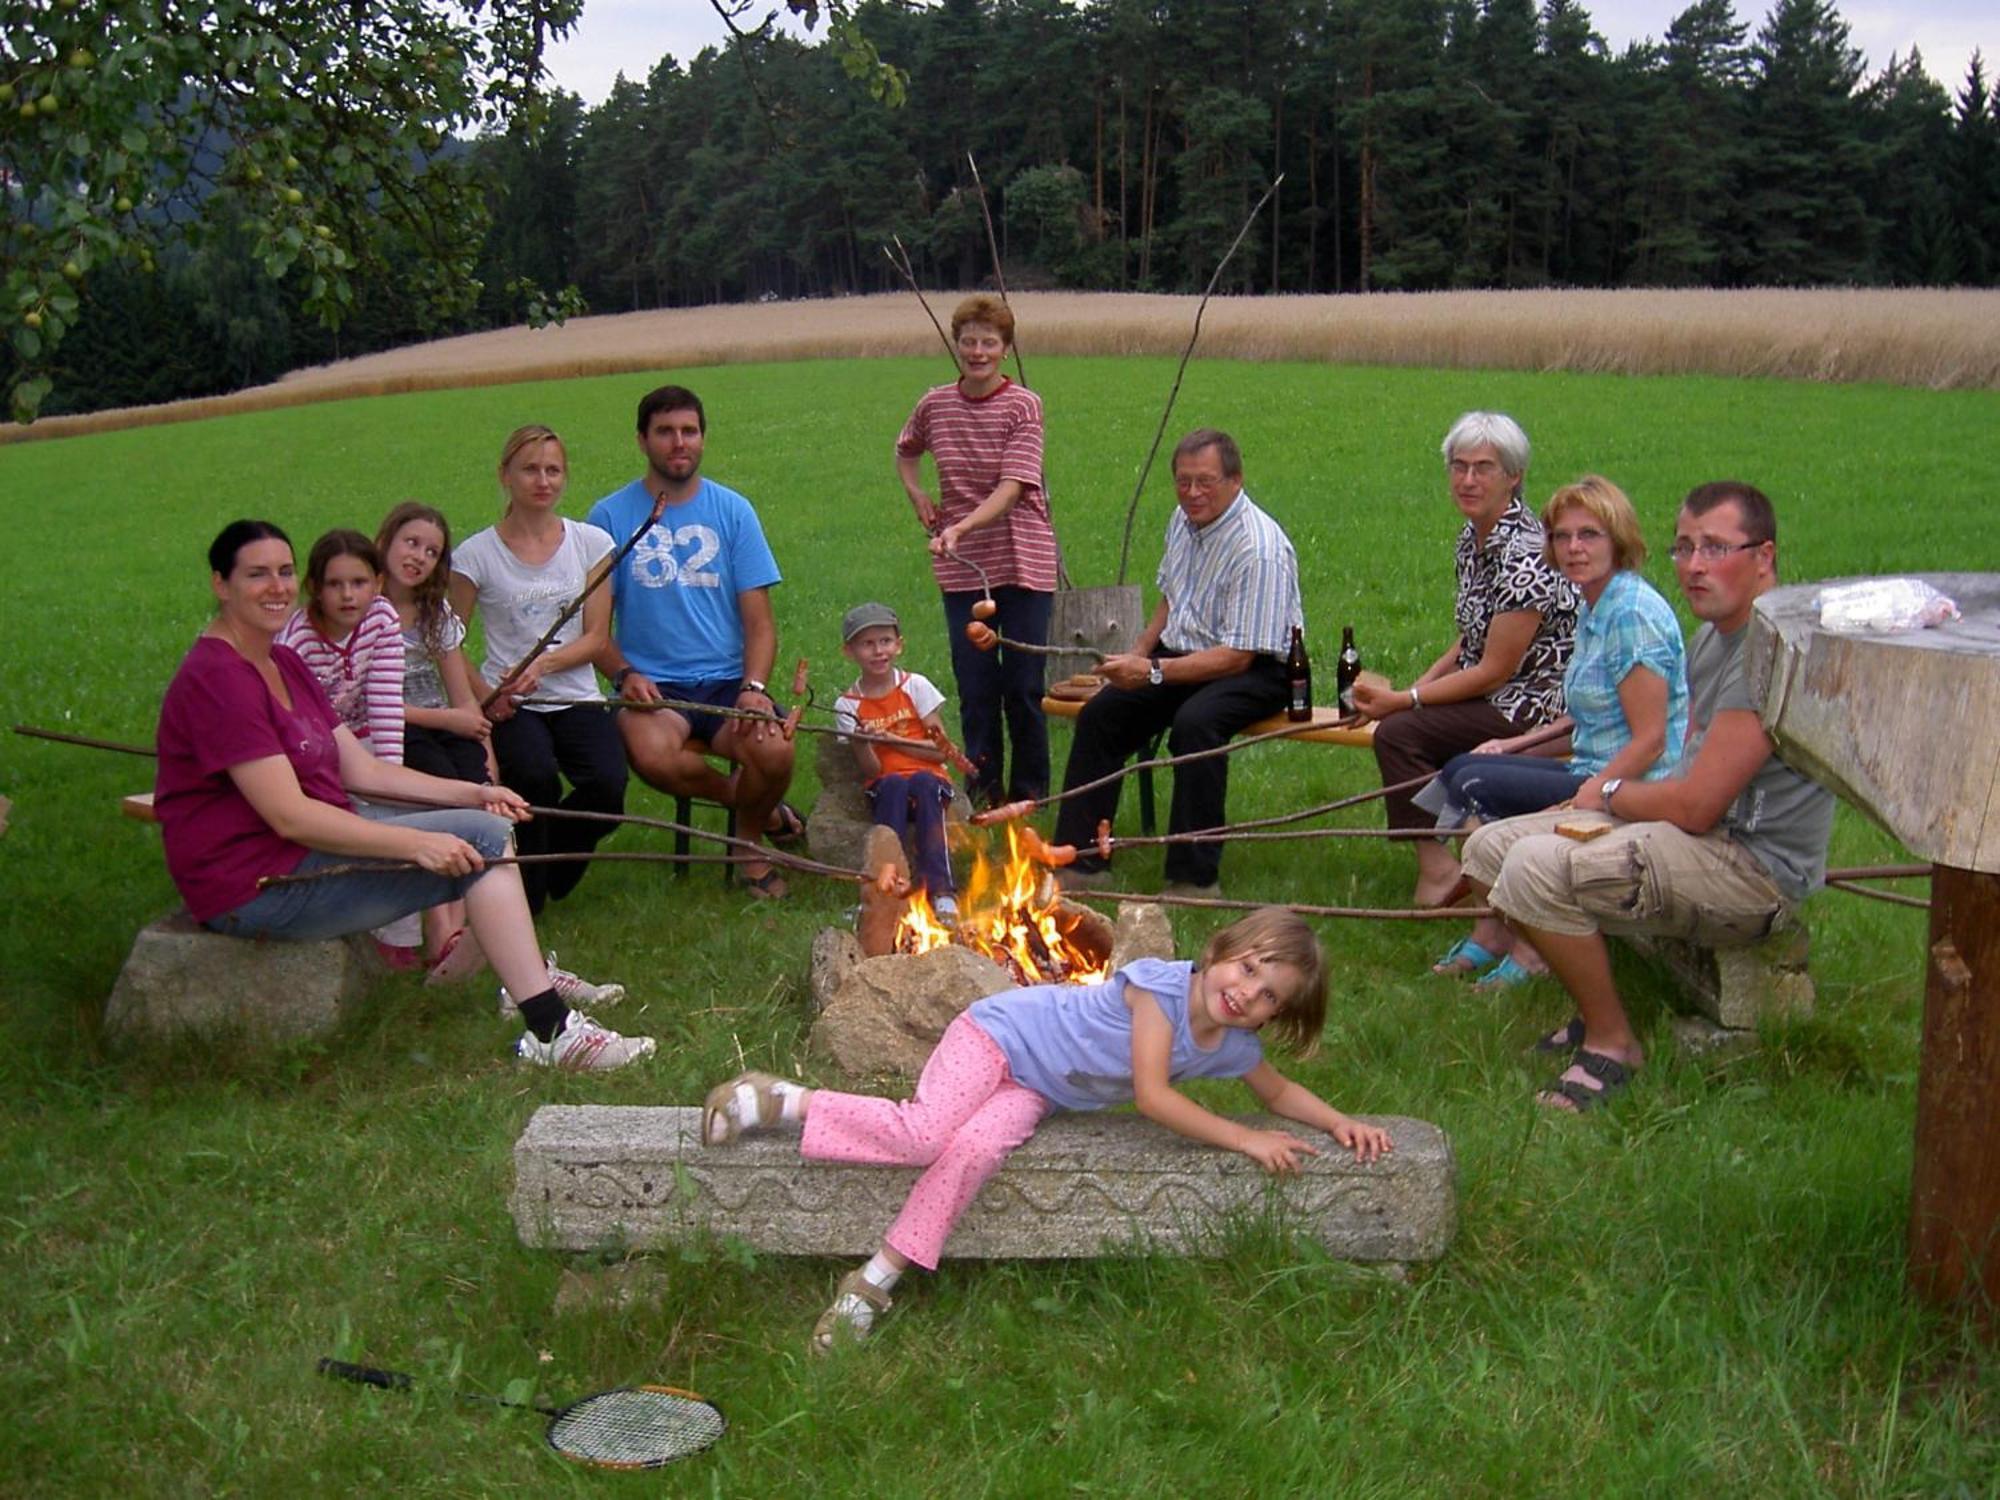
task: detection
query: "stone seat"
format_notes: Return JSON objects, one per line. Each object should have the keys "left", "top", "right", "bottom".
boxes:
{"left": 105, "top": 910, "right": 380, "bottom": 1043}
{"left": 1618, "top": 920, "right": 1813, "bottom": 1046}
{"left": 511, "top": 1104, "right": 1456, "bottom": 1263}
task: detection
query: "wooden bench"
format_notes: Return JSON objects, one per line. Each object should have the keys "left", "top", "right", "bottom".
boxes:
{"left": 1041, "top": 697, "right": 1375, "bottom": 834}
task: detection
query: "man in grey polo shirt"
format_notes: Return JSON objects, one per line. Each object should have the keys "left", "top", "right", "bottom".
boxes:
{"left": 1461, "top": 480, "right": 1837, "bottom": 1112}
{"left": 1052, "top": 428, "right": 1303, "bottom": 894}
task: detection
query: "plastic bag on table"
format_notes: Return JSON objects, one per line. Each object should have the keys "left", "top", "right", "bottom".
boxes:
{"left": 1814, "top": 578, "right": 1961, "bottom": 634}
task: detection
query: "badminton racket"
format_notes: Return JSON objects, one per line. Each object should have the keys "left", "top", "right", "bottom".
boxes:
{"left": 315, "top": 1356, "right": 726, "bottom": 1469}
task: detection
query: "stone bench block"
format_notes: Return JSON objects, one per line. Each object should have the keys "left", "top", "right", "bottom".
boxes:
{"left": 511, "top": 1105, "right": 1456, "bottom": 1264}
{"left": 104, "top": 910, "right": 380, "bottom": 1043}
{"left": 1619, "top": 923, "right": 1814, "bottom": 1031}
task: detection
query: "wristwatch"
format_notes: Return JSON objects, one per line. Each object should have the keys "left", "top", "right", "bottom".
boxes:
{"left": 739, "top": 678, "right": 768, "bottom": 697}
{"left": 1601, "top": 777, "right": 1624, "bottom": 810}
{"left": 1147, "top": 658, "right": 1164, "bottom": 686}
{"left": 612, "top": 665, "right": 638, "bottom": 688}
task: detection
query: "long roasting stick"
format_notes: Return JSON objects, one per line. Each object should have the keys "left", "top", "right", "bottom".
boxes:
{"left": 509, "top": 696, "right": 934, "bottom": 753}
{"left": 1115, "top": 173, "right": 1284, "bottom": 586}
{"left": 6, "top": 724, "right": 1939, "bottom": 908}
{"left": 881, "top": 236, "right": 957, "bottom": 366}
{"left": 966, "top": 151, "right": 1027, "bottom": 388}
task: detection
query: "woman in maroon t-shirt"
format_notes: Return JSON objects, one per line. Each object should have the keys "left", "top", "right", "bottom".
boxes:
{"left": 152, "top": 521, "right": 655, "bottom": 1072}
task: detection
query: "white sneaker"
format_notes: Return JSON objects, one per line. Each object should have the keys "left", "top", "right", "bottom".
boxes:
{"left": 514, "top": 1011, "right": 657, "bottom": 1071}
{"left": 497, "top": 951, "right": 627, "bottom": 1016}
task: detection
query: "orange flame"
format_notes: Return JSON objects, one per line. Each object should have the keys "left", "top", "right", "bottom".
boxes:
{"left": 896, "top": 824, "right": 1110, "bottom": 986}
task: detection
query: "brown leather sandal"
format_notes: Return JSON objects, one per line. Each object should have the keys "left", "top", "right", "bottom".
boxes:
{"left": 811, "top": 1267, "right": 893, "bottom": 1355}
{"left": 701, "top": 1070, "right": 789, "bottom": 1146}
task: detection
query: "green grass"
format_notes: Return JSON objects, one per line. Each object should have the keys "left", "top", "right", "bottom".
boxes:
{"left": 2, "top": 357, "right": 1996, "bottom": 1495}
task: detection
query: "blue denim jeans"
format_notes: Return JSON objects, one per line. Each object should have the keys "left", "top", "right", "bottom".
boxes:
{"left": 205, "top": 808, "right": 512, "bottom": 941}
{"left": 868, "top": 772, "right": 956, "bottom": 901}
{"left": 1434, "top": 752, "right": 1585, "bottom": 826}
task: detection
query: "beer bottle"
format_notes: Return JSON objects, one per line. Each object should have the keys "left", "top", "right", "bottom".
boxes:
{"left": 1336, "top": 625, "right": 1362, "bottom": 716}
{"left": 1286, "top": 626, "right": 1312, "bottom": 723}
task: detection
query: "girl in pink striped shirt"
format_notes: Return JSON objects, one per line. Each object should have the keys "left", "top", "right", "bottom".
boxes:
{"left": 277, "top": 530, "right": 423, "bottom": 967}
{"left": 277, "top": 530, "right": 407, "bottom": 764}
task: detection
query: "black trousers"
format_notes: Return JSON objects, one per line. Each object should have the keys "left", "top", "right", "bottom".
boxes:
{"left": 491, "top": 705, "right": 628, "bottom": 913}
{"left": 1051, "top": 654, "right": 1287, "bottom": 886}
{"left": 403, "top": 723, "right": 490, "bottom": 785}
{"left": 942, "top": 586, "right": 1053, "bottom": 806}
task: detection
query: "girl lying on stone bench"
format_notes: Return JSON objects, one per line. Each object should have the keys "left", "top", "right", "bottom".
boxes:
{"left": 702, "top": 906, "right": 1391, "bottom": 1351}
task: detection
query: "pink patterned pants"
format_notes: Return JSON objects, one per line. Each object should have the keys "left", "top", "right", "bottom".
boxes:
{"left": 801, "top": 1013, "right": 1049, "bottom": 1270}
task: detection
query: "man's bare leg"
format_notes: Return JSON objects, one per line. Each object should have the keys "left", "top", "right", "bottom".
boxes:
{"left": 620, "top": 709, "right": 733, "bottom": 802}
{"left": 713, "top": 720, "right": 795, "bottom": 888}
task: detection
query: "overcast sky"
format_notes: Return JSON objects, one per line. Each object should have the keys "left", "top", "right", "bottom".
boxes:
{"left": 543, "top": 1, "right": 1990, "bottom": 108}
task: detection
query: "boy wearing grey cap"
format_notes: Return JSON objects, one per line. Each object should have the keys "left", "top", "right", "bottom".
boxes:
{"left": 833, "top": 603, "right": 960, "bottom": 920}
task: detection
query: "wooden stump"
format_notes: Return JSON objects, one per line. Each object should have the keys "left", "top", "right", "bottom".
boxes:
{"left": 1048, "top": 583, "right": 1144, "bottom": 683}
{"left": 1909, "top": 866, "right": 2000, "bottom": 1327}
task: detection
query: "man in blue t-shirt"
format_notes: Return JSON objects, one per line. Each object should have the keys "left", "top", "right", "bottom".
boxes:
{"left": 592, "top": 384, "right": 798, "bottom": 898}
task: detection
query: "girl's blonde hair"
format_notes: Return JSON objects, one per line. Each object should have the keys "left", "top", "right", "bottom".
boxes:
{"left": 1541, "top": 474, "right": 1646, "bottom": 570}
{"left": 498, "top": 424, "right": 567, "bottom": 507}
{"left": 374, "top": 501, "right": 454, "bottom": 656}
{"left": 1200, "top": 907, "right": 1327, "bottom": 1056}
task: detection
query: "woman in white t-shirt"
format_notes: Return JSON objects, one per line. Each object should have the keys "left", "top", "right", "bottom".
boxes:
{"left": 450, "top": 425, "right": 629, "bottom": 916}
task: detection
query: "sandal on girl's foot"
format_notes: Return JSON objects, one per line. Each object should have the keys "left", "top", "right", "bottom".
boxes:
{"left": 741, "top": 866, "right": 789, "bottom": 900}
{"left": 1431, "top": 937, "right": 1500, "bottom": 977}
{"left": 702, "top": 1070, "right": 791, "bottom": 1145}
{"left": 1533, "top": 1016, "right": 1587, "bottom": 1054}
{"left": 811, "top": 1268, "right": 893, "bottom": 1355}
{"left": 423, "top": 926, "right": 487, "bottom": 986}
{"left": 1471, "top": 955, "right": 1542, "bottom": 993}
{"left": 766, "top": 801, "right": 809, "bottom": 848}
{"left": 1537, "top": 1048, "right": 1634, "bottom": 1113}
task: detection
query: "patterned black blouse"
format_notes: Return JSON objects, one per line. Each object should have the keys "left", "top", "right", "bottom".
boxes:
{"left": 1451, "top": 498, "right": 1580, "bottom": 725}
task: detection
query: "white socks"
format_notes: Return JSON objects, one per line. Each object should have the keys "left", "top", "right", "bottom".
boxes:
{"left": 861, "top": 1252, "right": 903, "bottom": 1293}
{"left": 829, "top": 1254, "right": 904, "bottom": 1339}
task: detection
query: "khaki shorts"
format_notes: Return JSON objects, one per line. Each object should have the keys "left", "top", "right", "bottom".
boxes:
{"left": 1461, "top": 809, "right": 1790, "bottom": 943}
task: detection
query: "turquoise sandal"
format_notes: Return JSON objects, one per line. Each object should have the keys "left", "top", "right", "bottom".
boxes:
{"left": 1471, "top": 955, "right": 1541, "bottom": 992}
{"left": 1431, "top": 937, "right": 1500, "bottom": 977}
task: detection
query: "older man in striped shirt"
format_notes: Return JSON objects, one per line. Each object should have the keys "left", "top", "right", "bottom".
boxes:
{"left": 1053, "top": 429, "right": 1303, "bottom": 895}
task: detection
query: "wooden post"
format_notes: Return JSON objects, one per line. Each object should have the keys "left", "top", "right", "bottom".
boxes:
{"left": 1909, "top": 865, "right": 2000, "bottom": 1325}
{"left": 1746, "top": 572, "right": 2000, "bottom": 1328}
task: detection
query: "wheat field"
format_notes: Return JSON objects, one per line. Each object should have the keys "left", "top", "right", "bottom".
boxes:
{"left": 10, "top": 286, "right": 1999, "bottom": 446}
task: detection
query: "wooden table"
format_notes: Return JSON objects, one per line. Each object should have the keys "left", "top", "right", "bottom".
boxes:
{"left": 1747, "top": 572, "right": 2000, "bottom": 1328}
{"left": 1041, "top": 695, "right": 1375, "bottom": 834}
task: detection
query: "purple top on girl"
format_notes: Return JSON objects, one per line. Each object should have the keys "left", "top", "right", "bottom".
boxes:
{"left": 968, "top": 957, "right": 1263, "bottom": 1112}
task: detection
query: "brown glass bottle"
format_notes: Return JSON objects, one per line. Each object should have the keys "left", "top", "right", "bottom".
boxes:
{"left": 1336, "top": 625, "right": 1362, "bottom": 715}
{"left": 1286, "top": 626, "right": 1312, "bottom": 722}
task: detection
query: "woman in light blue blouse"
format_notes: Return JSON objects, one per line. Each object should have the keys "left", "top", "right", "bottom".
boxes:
{"left": 1430, "top": 475, "right": 1688, "bottom": 988}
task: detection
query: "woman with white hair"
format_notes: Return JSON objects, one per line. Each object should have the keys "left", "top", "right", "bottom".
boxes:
{"left": 1349, "top": 412, "right": 1580, "bottom": 907}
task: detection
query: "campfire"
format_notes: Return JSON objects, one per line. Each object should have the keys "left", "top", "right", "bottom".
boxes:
{"left": 895, "top": 825, "right": 1112, "bottom": 987}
